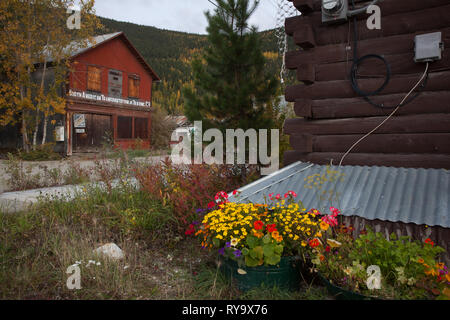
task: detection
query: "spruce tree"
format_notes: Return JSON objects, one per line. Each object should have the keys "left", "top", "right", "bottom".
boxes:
{"left": 182, "top": 0, "right": 279, "bottom": 132}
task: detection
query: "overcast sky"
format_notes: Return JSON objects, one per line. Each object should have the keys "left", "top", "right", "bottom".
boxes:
{"left": 93, "top": 0, "right": 284, "bottom": 34}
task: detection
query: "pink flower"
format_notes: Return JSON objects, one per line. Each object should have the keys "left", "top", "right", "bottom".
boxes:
{"left": 275, "top": 194, "right": 281, "bottom": 200}
{"left": 284, "top": 190, "right": 298, "bottom": 198}
{"left": 292, "top": 192, "right": 298, "bottom": 197}
{"left": 330, "top": 207, "right": 341, "bottom": 217}
{"left": 215, "top": 191, "right": 229, "bottom": 201}
{"left": 321, "top": 215, "right": 338, "bottom": 227}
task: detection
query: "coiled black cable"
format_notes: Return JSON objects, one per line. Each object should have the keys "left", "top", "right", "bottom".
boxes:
{"left": 349, "top": 1, "right": 429, "bottom": 109}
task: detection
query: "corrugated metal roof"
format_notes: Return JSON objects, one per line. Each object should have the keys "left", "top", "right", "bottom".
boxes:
{"left": 44, "top": 32, "right": 122, "bottom": 62}
{"left": 228, "top": 162, "right": 450, "bottom": 228}
{"left": 42, "top": 31, "right": 160, "bottom": 81}
{"left": 69, "top": 32, "right": 122, "bottom": 57}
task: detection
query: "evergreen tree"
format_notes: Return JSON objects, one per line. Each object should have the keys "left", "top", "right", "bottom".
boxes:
{"left": 182, "top": 0, "right": 279, "bottom": 132}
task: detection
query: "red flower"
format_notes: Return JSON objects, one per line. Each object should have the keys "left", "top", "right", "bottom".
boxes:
{"left": 207, "top": 201, "right": 216, "bottom": 209}
{"left": 425, "top": 238, "right": 435, "bottom": 247}
{"left": 185, "top": 224, "right": 195, "bottom": 236}
{"left": 266, "top": 224, "right": 277, "bottom": 233}
{"left": 325, "top": 245, "right": 331, "bottom": 252}
{"left": 254, "top": 220, "right": 264, "bottom": 231}
{"left": 232, "top": 190, "right": 239, "bottom": 195}
{"left": 309, "top": 238, "right": 320, "bottom": 248}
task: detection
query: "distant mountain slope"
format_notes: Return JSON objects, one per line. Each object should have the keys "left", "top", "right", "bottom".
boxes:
{"left": 98, "top": 16, "right": 283, "bottom": 115}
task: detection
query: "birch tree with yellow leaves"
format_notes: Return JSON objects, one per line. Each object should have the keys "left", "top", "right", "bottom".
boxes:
{"left": 0, "top": 0, "right": 101, "bottom": 151}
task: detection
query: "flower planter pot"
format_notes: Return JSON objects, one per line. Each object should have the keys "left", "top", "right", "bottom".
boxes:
{"left": 219, "top": 256, "right": 302, "bottom": 292}
{"left": 317, "top": 272, "right": 376, "bottom": 300}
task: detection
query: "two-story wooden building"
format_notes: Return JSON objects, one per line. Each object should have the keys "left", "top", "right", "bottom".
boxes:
{"left": 64, "top": 31, "right": 160, "bottom": 155}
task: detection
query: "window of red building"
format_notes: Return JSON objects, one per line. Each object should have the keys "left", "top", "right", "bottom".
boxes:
{"left": 128, "top": 75, "right": 140, "bottom": 99}
{"left": 87, "top": 65, "right": 102, "bottom": 92}
{"left": 108, "top": 69, "right": 123, "bottom": 98}
{"left": 117, "top": 116, "right": 132, "bottom": 139}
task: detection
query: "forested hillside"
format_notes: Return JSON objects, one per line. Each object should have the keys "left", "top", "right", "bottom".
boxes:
{"left": 99, "top": 17, "right": 287, "bottom": 115}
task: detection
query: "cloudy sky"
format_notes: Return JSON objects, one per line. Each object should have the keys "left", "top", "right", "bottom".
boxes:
{"left": 93, "top": 0, "right": 285, "bottom": 34}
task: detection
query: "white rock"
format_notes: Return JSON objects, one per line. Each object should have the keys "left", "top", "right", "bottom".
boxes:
{"left": 94, "top": 243, "right": 124, "bottom": 260}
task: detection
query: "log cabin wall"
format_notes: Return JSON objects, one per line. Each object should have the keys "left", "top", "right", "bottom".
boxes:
{"left": 283, "top": 0, "right": 450, "bottom": 169}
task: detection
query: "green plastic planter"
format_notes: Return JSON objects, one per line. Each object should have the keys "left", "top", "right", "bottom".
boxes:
{"left": 317, "top": 273, "right": 376, "bottom": 300}
{"left": 219, "top": 256, "right": 302, "bottom": 292}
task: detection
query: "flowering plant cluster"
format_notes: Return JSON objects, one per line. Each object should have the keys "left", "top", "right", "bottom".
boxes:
{"left": 195, "top": 191, "right": 327, "bottom": 267}
{"left": 311, "top": 223, "right": 450, "bottom": 300}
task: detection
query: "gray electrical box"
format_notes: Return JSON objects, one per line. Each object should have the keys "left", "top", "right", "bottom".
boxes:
{"left": 322, "top": 0, "right": 348, "bottom": 24}
{"left": 414, "top": 32, "right": 444, "bottom": 63}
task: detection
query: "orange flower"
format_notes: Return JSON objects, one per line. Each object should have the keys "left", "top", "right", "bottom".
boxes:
{"left": 271, "top": 230, "right": 283, "bottom": 242}
{"left": 418, "top": 258, "right": 425, "bottom": 264}
{"left": 436, "top": 262, "right": 445, "bottom": 270}
{"left": 320, "top": 221, "right": 329, "bottom": 231}
{"left": 425, "top": 268, "right": 438, "bottom": 277}
{"left": 319, "top": 255, "right": 325, "bottom": 262}
{"left": 253, "top": 231, "right": 264, "bottom": 239}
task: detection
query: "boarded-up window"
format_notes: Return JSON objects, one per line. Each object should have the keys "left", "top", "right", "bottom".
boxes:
{"left": 128, "top": 76, "right": 140, "bottom": 99}
{"left": 134, "top": 117, "right": 148, "bottom": 139}
{"left": 117, "top": 116, "right": 132, "bottom": 139}
{"left": 87, "top": 66, "right": 101, "bottom": 92}
{"left": 108, "top": 70, "right": 123, "bottom": 98}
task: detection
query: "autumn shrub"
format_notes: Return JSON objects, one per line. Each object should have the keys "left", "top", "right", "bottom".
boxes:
{"left": 135, "top": 158, "right": 259, "bottom": 231}
{"left": 150, "top": 107, "right": 177, "bottom": 150}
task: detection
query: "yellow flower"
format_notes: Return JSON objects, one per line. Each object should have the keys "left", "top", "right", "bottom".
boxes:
{"left": 320, "top": 221, "right": 329, "bottom": 231}
{"left": 301, "top": 241, "right": 307, "bottom": 247}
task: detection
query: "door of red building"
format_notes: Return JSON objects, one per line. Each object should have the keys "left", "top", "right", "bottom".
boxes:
{"left": 73, "top": 113, "right": 112, "bottom": 152}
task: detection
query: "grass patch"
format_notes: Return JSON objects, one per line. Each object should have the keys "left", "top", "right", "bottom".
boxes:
{"left": 0, "top": 184, "right": 330, "bottom": 300}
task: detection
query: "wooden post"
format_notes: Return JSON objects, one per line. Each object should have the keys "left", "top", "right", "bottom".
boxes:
{"left": 66, "top": 111, "right": 72, "bottom": 156}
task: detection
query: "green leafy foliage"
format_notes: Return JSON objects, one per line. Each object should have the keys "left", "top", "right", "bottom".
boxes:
{"left": 242, "top": 234, "right": 282, "bottom": 267}
{"left": 313, "top": 226, "right": 450, "bottom": 300}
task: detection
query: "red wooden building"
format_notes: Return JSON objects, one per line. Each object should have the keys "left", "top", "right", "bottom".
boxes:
{"left": 65, "top": 32, "right": 160, "bottom": 154}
